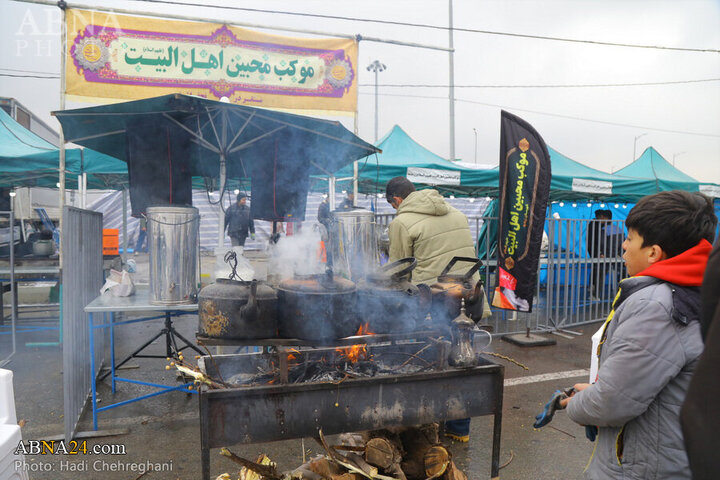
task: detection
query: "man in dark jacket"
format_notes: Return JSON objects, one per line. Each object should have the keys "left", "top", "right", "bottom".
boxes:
{"left": 561, "top": 191, "right": 716, "bottom": 480}
{"left": 681, "top": 238, "right": 720, "bottom": 479}
{"left": 224, "top": 193, "right": 255, "bottom": 247}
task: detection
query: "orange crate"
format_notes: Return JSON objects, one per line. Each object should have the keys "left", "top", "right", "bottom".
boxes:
{"left": 103, "top": 229, "right": 120, "bottom": 255}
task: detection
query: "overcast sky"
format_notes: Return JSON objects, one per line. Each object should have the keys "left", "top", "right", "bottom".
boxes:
{"left": 1, "top": 0, "right": 719, "bottom": 183}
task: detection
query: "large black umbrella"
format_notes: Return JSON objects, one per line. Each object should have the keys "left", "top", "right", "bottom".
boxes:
{"left": 53, "top": 94, "right": 379, "bottom": 219}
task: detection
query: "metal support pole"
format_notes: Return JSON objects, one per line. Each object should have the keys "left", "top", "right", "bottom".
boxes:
{"left": 217, "top": 153, "right": 227, "bottom": 250}
{"left": 329, "top": 176, "right": 336, "bottom": 210}
{"left": 122, "top": 189, "right": 128, "bottom": 260}
{"left": 448, "top": 0, "right": 456, "bottom": 163}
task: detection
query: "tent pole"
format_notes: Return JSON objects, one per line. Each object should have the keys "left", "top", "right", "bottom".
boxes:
{"left": 58, "top": 2, "right": 67, "bottom": 270}
{"left": 122, "top": 188, "right": 128, "bottom": 260}
{"left": 353, "top": 112, "right": 359, "bottom": 206}
{"left": 329, "top": 176, "right": 336, "bottom": 210}
{"left": 217, "top": 152, "right": 227, "bottom": 250}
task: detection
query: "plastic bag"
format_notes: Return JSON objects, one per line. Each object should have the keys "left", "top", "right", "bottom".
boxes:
{"left": 100, "top": 269, "right": 136, "bottom": 297}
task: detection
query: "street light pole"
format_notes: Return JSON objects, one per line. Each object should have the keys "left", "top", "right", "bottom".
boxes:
{"left": 672, "top": 151, "right": 686, "bottom": 167}
{"left": 633, "top": 133, "right": 648, "bottom": 162}
{"left": 473, "top": 128, "right": 477, "bottom": 164}
{"left": 366, "top": 60, "right": 386, "bottom": 142}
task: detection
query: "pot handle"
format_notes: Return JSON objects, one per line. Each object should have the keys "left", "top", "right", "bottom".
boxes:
{"left": 380, "top": 257, "right": 417, "bottom": 281}
{"left": 439, "top": 256, "right": 482, "bottom": 281}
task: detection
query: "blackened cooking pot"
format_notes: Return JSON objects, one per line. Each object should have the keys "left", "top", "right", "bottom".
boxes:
{"left": 356, "top": 258, "right": 431, "bottom": 333}
{"left": 430, "top": 257, "right": 485, "bottom": 325}
{"left": 277, "top": 270, "right": 359, "bottom": 341}
{"left": 198, "top": 279, "right": 278, "bottom": 339}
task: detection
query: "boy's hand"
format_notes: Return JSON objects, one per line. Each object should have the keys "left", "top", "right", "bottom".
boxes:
{"left": 559, "top": 383, "right": 590, "bottom": 408}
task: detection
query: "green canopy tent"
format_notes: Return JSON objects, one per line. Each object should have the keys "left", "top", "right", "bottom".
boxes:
{"left": 329, "top": 125, "right": 498, "bottom": 196}
{"left": 0, "top": 107, "right": 127, "bottom": 190}
{"left": 614, "top": 146, "right": 720, "bottom": 198}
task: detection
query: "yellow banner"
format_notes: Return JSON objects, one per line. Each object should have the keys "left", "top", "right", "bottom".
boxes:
{"left": 66, "top": 9, "right": 358, "bottom": 112}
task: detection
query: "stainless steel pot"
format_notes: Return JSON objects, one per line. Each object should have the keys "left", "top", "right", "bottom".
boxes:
{"left": 327, "top": 209, "right": 378, "bottom": 281}
{"left": 146, "top": 206, "right": 199, "bottom": 305}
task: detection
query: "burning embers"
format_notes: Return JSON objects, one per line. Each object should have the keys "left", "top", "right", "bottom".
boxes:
{"left": 186, "top": 330, "right": 448, "bottom": 390}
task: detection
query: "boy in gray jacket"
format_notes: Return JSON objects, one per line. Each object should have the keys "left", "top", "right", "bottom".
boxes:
{"left": 561, "top": 191, "right": 716, "bottom": 479}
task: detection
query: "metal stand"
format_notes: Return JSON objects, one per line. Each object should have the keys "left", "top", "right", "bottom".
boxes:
{"left": 98, "top": 312, "right": 203, "bottom": 381}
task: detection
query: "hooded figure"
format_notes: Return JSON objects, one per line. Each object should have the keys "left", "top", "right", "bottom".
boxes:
{"left": 386, "top": 179, "right": 478, "bottom": 287}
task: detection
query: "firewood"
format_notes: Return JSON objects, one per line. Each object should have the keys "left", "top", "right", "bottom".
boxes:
{"left": 288, "top": 466, "right": 325, "bottom": 480}
{"left": 330, "top": 474, "right": 363, "bottom": 480}
{"left": 308, "top": 456, "right": 344, "bottom": 479}
{"left": 443, "top": 460, "right": 467, "bottom": 480}
{"left": 219, "top": 449, "right": 281, "bottom": 480}
{"left": 424, "top": 446, "right": 450, "bottom": 478}
{"left": 399, "top": 427, "right": 435, "bottom": 480}
{"left": 365, "top": 437, "right": 403, "bottom": 470}
{"left": 344, "top": 452, "right": 378, "bottom": 477}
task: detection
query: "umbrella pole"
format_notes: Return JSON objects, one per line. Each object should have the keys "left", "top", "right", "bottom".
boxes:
{"left": 217, "top": 153, "right": 227, "bottom": 250}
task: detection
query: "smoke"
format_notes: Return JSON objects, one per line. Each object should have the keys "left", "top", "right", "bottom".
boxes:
{"left": 267, "top": 225, "right": 325, "bottom": 278}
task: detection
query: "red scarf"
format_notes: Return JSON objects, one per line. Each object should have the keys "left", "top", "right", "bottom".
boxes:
{"left": 636, "top": 239, "right": 712, "bottom": 287}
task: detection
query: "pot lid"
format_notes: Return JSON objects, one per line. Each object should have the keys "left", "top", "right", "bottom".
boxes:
{"left": 279, "top": 272, "right": 355, "bottom": 293}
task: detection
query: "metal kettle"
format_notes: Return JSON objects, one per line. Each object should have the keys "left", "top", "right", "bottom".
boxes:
{"left": 430, "top": 257, "right": 485, "bottom": 325}
{"left": 448, "top": 299, "right": 477, "bottom": 367}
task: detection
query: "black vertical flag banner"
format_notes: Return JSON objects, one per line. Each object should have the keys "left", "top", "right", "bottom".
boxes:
{"left": 493, "top": 111, "right": 552, "bottom": 312}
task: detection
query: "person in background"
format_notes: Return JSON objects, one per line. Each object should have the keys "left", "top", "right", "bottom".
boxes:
{"left": 559, "top": 191, "right": 716, "bottom": 480}
{"left": 385, "top": 176, "right": 491, "bottom": 442}
{"left": 134, "top": 216, "right": 147, "bottom": 255}
{"left": 586, "top": 209, "right": 611, "bottom": 299}
{"left": 317, "top": 194, "right": 332, "bottom": 228}
{"left": 224, "top": 192, "right": 255, "bottom": 247}
{"left": 339, "top": 191, "right": 354, "bottom": 209}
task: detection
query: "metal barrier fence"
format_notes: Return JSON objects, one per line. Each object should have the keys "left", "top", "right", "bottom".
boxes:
{"left": 375, "top": 214, "right": 626, "bottom": 335}
{"left": 62, "top": 207, "right": 104, "bottom": 441}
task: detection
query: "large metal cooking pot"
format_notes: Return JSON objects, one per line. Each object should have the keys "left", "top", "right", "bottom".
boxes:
{"left": 356, "top": 258, "right": 432, "bottom": 333}
{"left": 430, "top": 257, "right": 485, "bottom": 325}
{"left": 146, "top": 205, "right": 199, "bottom": 305}
{"left": 277, "top": 270, "right": 359, "bottom": 341}
{"left": 198, "top": 279, "right": 278, "bottom": 340}
{"left": 327, "top": 209, "right": 378, "bottom": 281}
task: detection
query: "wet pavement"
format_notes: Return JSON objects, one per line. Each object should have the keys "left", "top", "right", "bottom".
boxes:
{"left": 1, "top": 253, "right": 599, "bottom": 479}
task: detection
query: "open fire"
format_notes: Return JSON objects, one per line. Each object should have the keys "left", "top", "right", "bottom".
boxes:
{"left": 335, "top": 323, "right": 375, "bottom": 363}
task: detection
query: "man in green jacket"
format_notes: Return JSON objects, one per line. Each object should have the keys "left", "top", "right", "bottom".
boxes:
{"left": 386, "top": 176, "right": 490, "bottom": 442}
{"left": 386, "top": 176, "right": 478, "bottom": 285}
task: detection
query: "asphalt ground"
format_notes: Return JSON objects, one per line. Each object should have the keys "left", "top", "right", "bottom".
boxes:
{"left": 1, "top": 253, "right": 599, "bottom": 479}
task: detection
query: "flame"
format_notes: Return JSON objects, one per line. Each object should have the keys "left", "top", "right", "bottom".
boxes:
{"left": 336, "top": 343, "right": 369, "bottom": 363}
{"left": 356, "top": 323, "right": 375, "bottom": 336}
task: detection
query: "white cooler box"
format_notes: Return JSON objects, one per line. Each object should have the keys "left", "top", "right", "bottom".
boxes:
{"left": 0, "top": 370, "right": 28, "bottom": 480}
{"left": 0, "top": 425, "right": 27, "bottom": 480}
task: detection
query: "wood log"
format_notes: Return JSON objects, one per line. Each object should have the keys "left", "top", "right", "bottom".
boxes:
{"left": 424, "top": 446, "right": 451, "bottom": 478}
{"left": 443, "top": 460, "right": 468, "bottom": 480}
{"left": 399, "top": 427, "right": 436, "bottom": 480}
{"left": 364, "top": 437, "right": 398, "bottom": 469}
{"left": 307, "top": 456, "right": 344, "bottom": 479}
{"left": 330, "top": 474, "right": 363, "bottom": 480}
{"left": 344, "top": 452, "right": 378, "bottom": 477}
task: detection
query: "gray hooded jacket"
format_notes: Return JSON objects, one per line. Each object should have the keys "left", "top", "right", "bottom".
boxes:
{"left": 567, "top": 276, "right": 703, "bottom": 479}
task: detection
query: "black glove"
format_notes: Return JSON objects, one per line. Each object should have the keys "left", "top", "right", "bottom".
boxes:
{"left": 585, "top": 425, "right": 598, "bottom": 442}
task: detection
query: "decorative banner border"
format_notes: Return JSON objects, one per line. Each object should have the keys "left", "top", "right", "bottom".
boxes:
{"left": 66, "top": 9, "right": 358, "bottom": 112}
